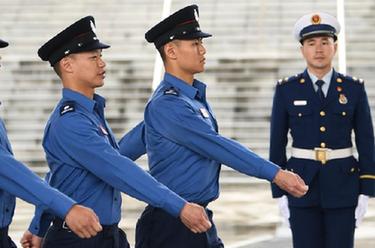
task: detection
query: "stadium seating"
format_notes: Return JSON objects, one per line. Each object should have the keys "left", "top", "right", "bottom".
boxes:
{"left": 1, "top": 0, "right": 375, "bottom": 243}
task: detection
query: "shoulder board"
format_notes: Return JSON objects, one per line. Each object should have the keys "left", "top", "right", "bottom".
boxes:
{"left": 340, "top": 73, "right": 365, "bottom": 84}
{"left": 277, "top": 73, "right": 302, "bottom": 85}
{"left": 163, "top": 87, "right": 179, "bottom": 96}
{"left": 60, "top": 101, "right": 76, "bottom": 116}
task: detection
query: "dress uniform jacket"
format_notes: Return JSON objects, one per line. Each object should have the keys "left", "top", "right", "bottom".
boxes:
{"left": 29, "top": 88, "right": 186, "bottom": 237}
{"left": 270, "top": 68, "right": 375, "bottom": 208}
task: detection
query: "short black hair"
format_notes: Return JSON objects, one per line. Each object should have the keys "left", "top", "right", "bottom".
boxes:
{"left": 157, "top": 45, "right": 166, "bottom": 61}
{"left": 53, "top": 62, "right": 62, "bottom": 78}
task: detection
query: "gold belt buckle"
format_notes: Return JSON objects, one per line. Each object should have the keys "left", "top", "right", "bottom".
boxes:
{"left": 314, "top": 148, "right": 328, "bottom": 164}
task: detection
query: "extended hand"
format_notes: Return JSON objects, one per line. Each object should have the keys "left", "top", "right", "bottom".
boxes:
{"left": 273, "top": 169, "right": 309, "bottom": 198}
{"left": 64, "top": 204, "right": 103, "bottom": 238}
{"left": 20, "top": 230, "right": 42, "bottom": 248}
{"left": 180, "top": 202, "right": 212, "bottom": 233}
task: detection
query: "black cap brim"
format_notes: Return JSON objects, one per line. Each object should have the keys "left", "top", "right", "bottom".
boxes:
{"left": 180, "top": 31, "right": 212, "bottom": 40}
{"left": 80, "top": 41, "right": 110, "bottom": 52}
{"left": 0, "top": 39, "right": 9, "bottom": 48}
{"left": 300, "top": 32, "right": 337, "bottom": 44}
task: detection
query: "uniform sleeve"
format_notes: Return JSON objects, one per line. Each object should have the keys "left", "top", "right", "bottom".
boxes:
{"left": 119, "top": 121, "right": 146, "bottom": 160}
{"left": 51, "top": 114, "right": 186, "bottom": 217}
{"left": 269, "top": 84, "right": 289, "bottom": 198}
{"left": 28, "top": 172, "right": 56, "bottom": 237}
{"left": 146, "top": 96, "right": 280, "bottom": 182}
{"left": 353, "top": 84, "right": 375, "bottom": 196}
{"left": 0, "top": 147, "right": 75, "bottom": 235}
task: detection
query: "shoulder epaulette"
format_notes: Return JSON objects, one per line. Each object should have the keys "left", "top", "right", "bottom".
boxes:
{"left": 277, "top": 73, "right": 302, "bottom": 85}
{"left": 163, "top": 87, "right": 179, "bottom": 96}
{"left": 60, "top": 101, "right": 76, "bottom": 116}
{"left": 339, "top": 73, "right": 365, "bottom": 84}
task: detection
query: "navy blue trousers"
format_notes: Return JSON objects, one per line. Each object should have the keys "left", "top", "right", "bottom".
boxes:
{"left": 0, "top": 227, "right": 16, "bottom": 248}
{"left": 136, "top": 205, "right": 224, "bottom": 248}
{"left": 42, "top": 221, "right": 129, "bottom": 248}
{"left": 289, "top": 206, "right": 355, "bottom": 248}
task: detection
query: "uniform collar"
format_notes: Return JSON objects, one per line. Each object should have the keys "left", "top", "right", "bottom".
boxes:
{"left": 307, "top": 68, "right": 333, "bottom": 85}
{"left": 62, "top": 88, "right": 106, "bottom": 112}
{"left": 163, "top": 73, "right": 207, "bottom": 100}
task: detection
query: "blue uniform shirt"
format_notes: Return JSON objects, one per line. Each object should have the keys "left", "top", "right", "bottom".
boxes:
{"left": 0, "top": 118, "right": 76, "bottom": 229}
{"left": 121, "top": 73, "right": 279, "bottom": 204}
{"left": 29, "top": 88, "right": 186, "bottom": 236}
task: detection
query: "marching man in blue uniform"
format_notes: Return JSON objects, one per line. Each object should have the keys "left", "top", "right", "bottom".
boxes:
{"left": 270, "top": 12, "right": 375, "bottom": 248}
{"left": 119, "top": 5, "right": 309, "bottom": 248}
{"left": 0, "top": 39, "right": 104, "bottom": 247}
{"left": 21, "top": 16, "right": 212, "bottom": 248}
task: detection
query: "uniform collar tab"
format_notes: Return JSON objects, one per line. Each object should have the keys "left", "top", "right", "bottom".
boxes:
{"left": 62, "top": 88, "right": 105, "bottom": 112}
{"left": 164, "top": 73, "right": 206, "bottom": 99}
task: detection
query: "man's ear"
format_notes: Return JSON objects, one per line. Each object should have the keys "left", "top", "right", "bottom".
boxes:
{"left": 60, "top": 56, "right": 74, "bottom": 74}
{"left": 164, "top": 42, "right": 178, "bottom": 61}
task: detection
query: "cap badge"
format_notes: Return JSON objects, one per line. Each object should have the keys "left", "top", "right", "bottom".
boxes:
{"left": 311, "top": 14, "right": 321, "bottom": 25}
{"left": 90, "top": 20, "right": 97, "bottom": 34}
{"left": 339, "top": 94, "right": 348, "bottom": 104}
{"left": 194, "top": 9, "right": 199, "bottom": 21}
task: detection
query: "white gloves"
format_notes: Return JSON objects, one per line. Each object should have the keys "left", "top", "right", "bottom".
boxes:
{"left": 355, "top": 194, "right": 369, "bottom": 227}
{"left": 278, "top": 195, "right": 290, "bottom": 227}
{"left": 278, "top": 194, "right": 369, "bottom": 228}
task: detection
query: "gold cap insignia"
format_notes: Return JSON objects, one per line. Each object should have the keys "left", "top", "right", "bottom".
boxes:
{"left": 311, "top": 14, "right": 321, "bottom": 25}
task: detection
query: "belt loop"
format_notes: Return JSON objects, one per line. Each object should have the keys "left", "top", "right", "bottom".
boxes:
{"left": 62, "top": 221, "right": 71, "bottom": 232}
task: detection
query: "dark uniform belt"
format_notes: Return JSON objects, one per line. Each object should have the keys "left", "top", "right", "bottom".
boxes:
{"left": 52, "top": 218, "right": 118, "bottom": 237}
{"left": 0, "top": 226, "right": 9, "bottom": 239}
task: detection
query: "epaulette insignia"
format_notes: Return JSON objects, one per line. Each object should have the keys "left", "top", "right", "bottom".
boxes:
{"left": 350, "top": 76, "right": 365, "bottom": 84}
{"left": 164, "top": 87, "right": 179, "bottom": 96}
{"left": 60, "top": 101, "right": 75, "bottom": 116}
{"left": 277, "top": 77, "right": 289, "bottom": 85}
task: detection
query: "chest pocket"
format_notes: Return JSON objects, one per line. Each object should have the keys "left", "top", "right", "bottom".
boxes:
{"left": 85, "top": 114, "right": 112, "bottom": 145}
{"left": 288, "top": 108, "right": 313, "bottom": 127}
{"left": 332, "top": 106, "right": 354, "bottom": 126}
{"left": 180, "top": 94, "right": 217, "bottom": 131}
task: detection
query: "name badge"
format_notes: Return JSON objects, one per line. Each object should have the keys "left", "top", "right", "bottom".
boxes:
{"left": 293, "top": 100, "right": 307, "bottom": 106}
{"left": 200, "top": 108, "right": 210, "bottom": 118}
